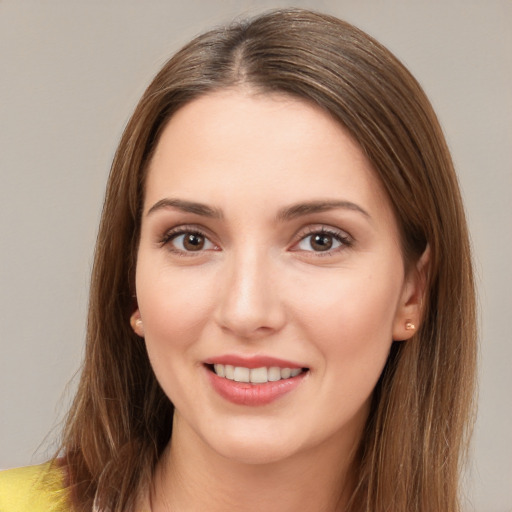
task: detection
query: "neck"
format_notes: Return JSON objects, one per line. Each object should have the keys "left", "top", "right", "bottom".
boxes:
{"left": 148, "top": 415, "right": 361, "bottom": 512}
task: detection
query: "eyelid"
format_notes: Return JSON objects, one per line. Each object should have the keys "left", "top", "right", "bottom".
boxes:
{"left": 159, "top": 224, "right": 220, "bottom": 254}
{"left": 289, "top": 225, "right": 353, "bottom": 254}
{"left": 158, "top": 223, "right": 352, "bottom": 255}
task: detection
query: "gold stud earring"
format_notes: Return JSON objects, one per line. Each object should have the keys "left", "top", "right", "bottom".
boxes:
{"left": 130, "top": 314, "right": 144, "bottom": 334}
{"left": 405, "top": 322, "right": 415, "bottom": 331}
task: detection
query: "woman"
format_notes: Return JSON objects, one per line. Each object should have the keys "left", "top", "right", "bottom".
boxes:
{"left": 0, "top": 8, "right": 476, "bottom": 512}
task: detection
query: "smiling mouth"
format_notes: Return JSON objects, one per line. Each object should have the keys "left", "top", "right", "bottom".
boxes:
{"left": 206, "top": 364, "right": 308, "bottom": 384}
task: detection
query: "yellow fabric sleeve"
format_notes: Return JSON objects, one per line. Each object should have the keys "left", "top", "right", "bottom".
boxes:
{"left": 0, "top": 462, "right": 69, "bottom": 512}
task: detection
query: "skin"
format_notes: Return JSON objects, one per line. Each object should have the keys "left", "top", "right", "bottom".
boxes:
{"left": 131, "top": 90, "right": 425, "bottom": 511}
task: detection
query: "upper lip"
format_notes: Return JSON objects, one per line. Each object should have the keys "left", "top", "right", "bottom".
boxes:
{"left": 203, "top": 354, "right": 306, "bottom": 369}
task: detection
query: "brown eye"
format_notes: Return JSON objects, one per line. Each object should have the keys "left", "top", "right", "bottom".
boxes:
{"left": 294, "top": 229, "right": 349, "bottom": 254}
{"left": 310, "top": 234, "right": 333, "bottom": 251}
{"left": 168, "top": 231, "right": 215, "bottom": 252}
{"left": 182, "top": 233, "right": 205, "bottom": 251}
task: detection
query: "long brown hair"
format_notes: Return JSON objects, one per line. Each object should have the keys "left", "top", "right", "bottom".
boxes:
{"left": 57, "top": 8, "right": 476, "bottom": 511}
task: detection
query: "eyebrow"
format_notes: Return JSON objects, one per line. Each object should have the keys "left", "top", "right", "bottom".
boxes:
{"left": 146, "top": 198, "right": 369, "bottom": 221}
{"left": 146, "top": 198, "right": 223, "bottom": 218}
{"left": 276, "top": 200, "right": 370, "bottom": 221}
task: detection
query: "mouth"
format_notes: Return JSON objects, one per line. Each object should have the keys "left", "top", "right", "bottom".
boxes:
{"left": 206, "top": 363, "right": 308, "bottom": 384}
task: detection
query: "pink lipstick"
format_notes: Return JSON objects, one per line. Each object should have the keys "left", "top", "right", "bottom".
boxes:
{"left": 204, "top": 355, "right": 308, "bottom": 406}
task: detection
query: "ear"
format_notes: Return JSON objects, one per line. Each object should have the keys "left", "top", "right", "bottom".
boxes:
{"left": 392, "top": 245, "right": 430, "bottom": 341}
{"left": 130, "top": 308, "right": 145, "bottom": 337}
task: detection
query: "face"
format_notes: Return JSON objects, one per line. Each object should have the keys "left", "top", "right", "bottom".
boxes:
{"left": 133, "top": 90, "right": 421, "bottom": 465}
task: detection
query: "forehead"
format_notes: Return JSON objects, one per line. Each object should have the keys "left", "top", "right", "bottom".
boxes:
{"left": 144, "top": 89, "right": 393, "bottom": 225}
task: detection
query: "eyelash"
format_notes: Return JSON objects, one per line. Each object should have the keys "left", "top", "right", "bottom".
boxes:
{"left": 293, "top": 226, "right": 353, "bottom": 256}
{"left": 159, "top": 225, "right": 353, "bottom": 256}
{"left": 159, "top": 225, "right": 217, "bottom": 257}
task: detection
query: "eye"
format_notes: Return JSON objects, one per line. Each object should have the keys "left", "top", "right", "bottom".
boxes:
{"left": 162, "top": 229, "right": 217, "bottom": 254}
{"left": 292, "top": 228, "right": 351, "bottom": 253}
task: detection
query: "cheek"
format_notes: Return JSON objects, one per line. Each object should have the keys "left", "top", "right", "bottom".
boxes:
{"left": 135, "top": 263, "right": 220, "bottom": 409}
{"left": 135, "top": 264, "right": 216, "bottom": 358}
{"left": 293, "top": 265, "right": 402, "bottom": 379}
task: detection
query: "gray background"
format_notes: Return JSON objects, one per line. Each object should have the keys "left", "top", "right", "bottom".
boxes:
{"left": 0, "top": 1, "right": 510, "bottom": 511}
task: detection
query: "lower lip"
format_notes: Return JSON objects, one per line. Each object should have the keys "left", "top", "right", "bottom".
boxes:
{"left": 206, "top": 367, "right": 307, "bottom": 406}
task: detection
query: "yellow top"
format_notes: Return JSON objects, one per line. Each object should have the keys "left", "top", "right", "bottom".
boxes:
{"left": 0, "top": 462, "right": 69, "bottom": 512}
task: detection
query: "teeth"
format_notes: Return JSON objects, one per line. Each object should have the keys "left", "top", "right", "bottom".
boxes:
{"left": 268, "top": 367, "right": 281, "bottom": 382}
{"left": 281, "top": 368, "right": 291, "bottom": 379}
{"left": 233, "top": 366, "right": 250, "bottom": 382}
{"left": 213, "top": 364, "right": 225, "bottom": 377}
{"left": 212, "top": 364, "right": 304, "bottom": 383}
{"left": 250, "top": 367, "right": 268, "bottom": 383}
{"left": 224, "top": 365, "right": 235, "bottom": 380}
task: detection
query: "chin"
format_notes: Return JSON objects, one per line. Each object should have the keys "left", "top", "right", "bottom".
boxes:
{"left": 215, "top": 436, "right": 300, "bottom": 466}
{"left": 184, "top": 413, "right": 302, "bottom": 466}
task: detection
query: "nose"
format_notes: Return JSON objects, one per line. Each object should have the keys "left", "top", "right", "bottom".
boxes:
{"left": 214, "top": 248, "right": 286, "bottom": 339}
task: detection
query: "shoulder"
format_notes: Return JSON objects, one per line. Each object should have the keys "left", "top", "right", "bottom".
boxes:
{"left": 0, "top": 462, "right": 70, "bottom": 512}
